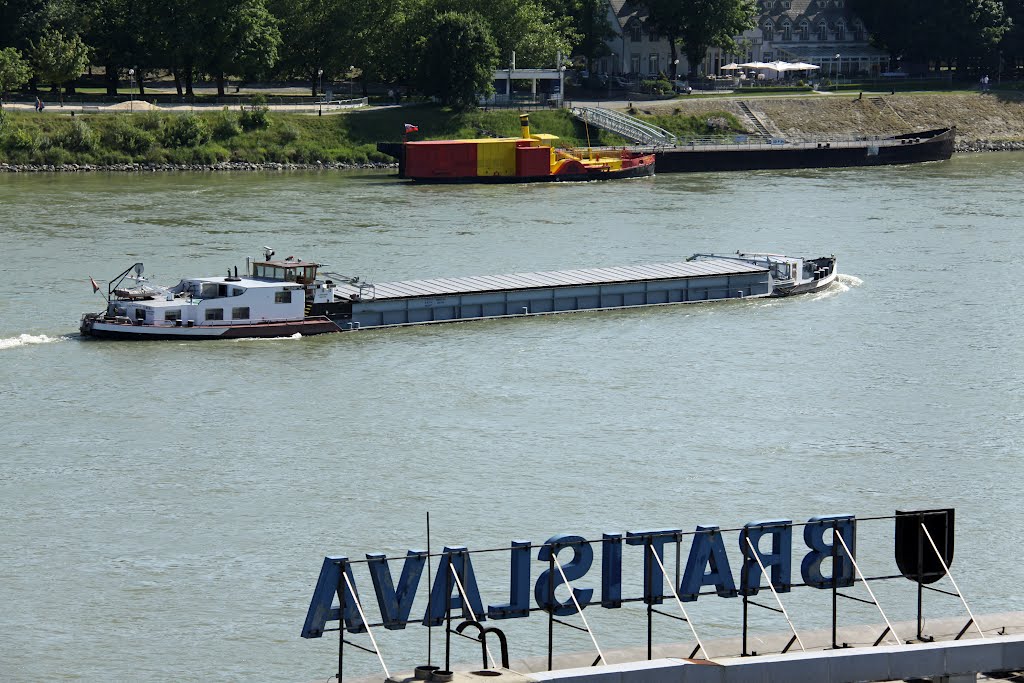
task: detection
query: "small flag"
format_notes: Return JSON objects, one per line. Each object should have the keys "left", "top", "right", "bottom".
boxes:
{"left": 89, "top": 276, "right": 100, "bottom": 293}
{"left": 404, "top": 123, "right": 419, "bottom": 133}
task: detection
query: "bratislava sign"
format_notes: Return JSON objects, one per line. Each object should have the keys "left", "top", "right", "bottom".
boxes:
{"left": 302, "top": 514, "right": 868, "bottom": 638}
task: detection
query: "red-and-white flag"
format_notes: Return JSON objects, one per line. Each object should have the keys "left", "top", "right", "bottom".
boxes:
{"left": 89, "top": 276, "right": 100, "bottom": 293}
{"left": 404, "top": 123, "right": 419, "bottom": 133}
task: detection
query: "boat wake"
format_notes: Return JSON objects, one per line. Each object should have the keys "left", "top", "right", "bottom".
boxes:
{"left": 806, "top": 273, "right": 862, "bottom": 301}
{"left": 229, "top": 333, "right": 304, "bottom": 343}
{"left": 0, "top": 333, "right": 66, "bottom": 350}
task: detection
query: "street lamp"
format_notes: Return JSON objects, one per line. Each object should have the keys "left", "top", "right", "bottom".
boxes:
{"left": 317, "top": 68, "right": 323, "bottom": 98}
{"left": 834, "top": 53, "right": 840, "bottom": 87}
{"left": 128, "top": 68, "right": 135, "bottom": 113}
{"left": 349, "top": 66, "right": 355, "bottom": 98}
{"left": 559, "top": 65, "right": 566, "bottom": 106}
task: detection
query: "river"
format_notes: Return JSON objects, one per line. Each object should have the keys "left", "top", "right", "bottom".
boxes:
{"left": 1, "top": 155, "right": 1022, "bottom": 681}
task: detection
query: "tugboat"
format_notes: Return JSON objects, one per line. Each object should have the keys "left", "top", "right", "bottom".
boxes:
{"left": 687, "top": 252, "right": 837, "bottom": 296}
{"left": 80, "top": 248, "right": 838, "bottom": 341}
{"left": 399, "top": 114, "right": 655, "bottom": 183}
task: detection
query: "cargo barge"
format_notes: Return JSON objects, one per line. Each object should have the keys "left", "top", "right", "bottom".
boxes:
{"left": 379, "top": 127, "right": 953, "bottom": 175}
{"left": 653, "top": 127, "right": 955, "bottom": 172}
{"left": 80, "top": 249, "right": 836, "bottom": 340}
{"left": 394, "top": 115, "right": 654, "bottom": 183}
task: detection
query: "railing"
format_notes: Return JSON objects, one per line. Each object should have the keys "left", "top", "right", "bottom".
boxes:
{"left": 570, "top": 106, "right": 677, "bottom": 146}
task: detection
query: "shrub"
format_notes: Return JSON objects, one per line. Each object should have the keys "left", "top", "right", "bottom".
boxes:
{"left": 0, "top": 108, "right": 7, "bottom": 132}
{"left": 277, "top": 122, "right": 299, "bottom": 143}
{"left": 103, "top": 118, "right": 156, "bottom": 155}
{"left": 40, "top": 146, "right": 71, "bottom": 165}
{"left": 60, "top": 118, "right": 99, "bottom": 152}
{"left": 641, "top": 78, "right": 674, "bottom": 96}
{"left": 239, "top": 94, "right": 270, "bottom": 130}
{"left": 136, "top": 111, "right": 164, "bottom": 131}
{"left": 212, "top": 107, "right": 241, "bottom": 140}
{"left": 161, "top": 114, "right": 211, "bottom": 148}
{"left": 4, "top": 127, "right": 38, "bottom": 152}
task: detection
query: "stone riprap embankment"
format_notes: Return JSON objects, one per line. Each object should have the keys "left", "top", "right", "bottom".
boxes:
{"left": 640, "top": 92, "right": 1024, "bottom": 152}
{"left": 0, "top": 161, "right": 396, "bottom": 173}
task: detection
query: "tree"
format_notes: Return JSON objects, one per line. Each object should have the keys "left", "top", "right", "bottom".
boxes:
{"left": 31, "top": 29, "right": 90, "bottom": 102}
{"left": 270, "top": 0, "right": 349, "bottom": 96}
{"left": 551, "top": 0, "right": 615, "bottom": 70}
{"left": 642, "top": 0, "right": 758, "bottom": 79}
{"left": 416, "top": 10, "right": 499, "bottom": 107}
{"left": 0, "top": 47, "right": 32, "bottom": 105}
{"left": 852, "top": 0, "right": 1010, "bottom": 69}
{"left": 200, "top": 0, "right": 282, "bottom": 96}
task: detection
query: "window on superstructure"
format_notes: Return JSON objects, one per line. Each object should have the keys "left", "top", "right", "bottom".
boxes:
{"left": 165, "top": 309, "right": 181, "bottom": 322}
{"left": 275, "top": 290, "right": 292, "bottom": 304}
{"left": 205, "top": 308, "right": 224, "bottom": 321}
{"left": 201, "top": 283, "right": 218, "bottom": 298}
{"left": 232, "top": 287, "right": 244, "bottom": 296}
{"left": 135, "top": 308, "right": 146, "bottom": 321}
{"left": 218, "top": 284, "right": 228, "bottom": 297}
{"left": 232, "top": 307, "right": 250, "bottom": 320}
{"left": 835, "top": 20, "right": 845, "bottom": 41}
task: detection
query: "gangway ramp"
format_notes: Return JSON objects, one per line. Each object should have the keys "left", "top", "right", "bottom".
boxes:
{"left": 570, "top": 106, "right": 677, "bottom": 146}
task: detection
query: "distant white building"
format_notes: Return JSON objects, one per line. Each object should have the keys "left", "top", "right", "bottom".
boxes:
{"left": 601, "top": 0, "right": 888, "bottom": 79}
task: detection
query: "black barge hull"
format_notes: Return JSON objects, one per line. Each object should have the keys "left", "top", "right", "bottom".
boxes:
{"left": 655, "top": 128, "right": 955, "bottom": 173}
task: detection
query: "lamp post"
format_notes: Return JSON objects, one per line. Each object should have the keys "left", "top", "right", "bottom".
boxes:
{"left": 673, "top": 58, "right": 679, "bottom": 81}
{"left": 834, "top": 53, "right": 840, "bottom": 88}
{"left": 128, "top": 68, "right": 135, "bottom": 112}
{"left": 349, "top": 66, "right": 355, "bottom": 98}
{"left": 559, "top": 65, "right": 566, "bottom": 106}
{"left": 317, "top": 68, "right": 323, "bottom": 98}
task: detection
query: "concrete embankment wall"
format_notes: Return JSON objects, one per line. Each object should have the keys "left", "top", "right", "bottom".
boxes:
{"left": 641, "top": 92, "right": 1024, "bottom": 151}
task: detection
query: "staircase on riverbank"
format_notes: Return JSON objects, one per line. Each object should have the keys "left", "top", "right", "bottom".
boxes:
{"left": 737, "top": 101, "right": 773, "bottom": 139}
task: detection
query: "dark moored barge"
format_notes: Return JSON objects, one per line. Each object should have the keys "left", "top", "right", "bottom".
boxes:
{"left": 653, "top": 127, "right": 955, "bottom": 173}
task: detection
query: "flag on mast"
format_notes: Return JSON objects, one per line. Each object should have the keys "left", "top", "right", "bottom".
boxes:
{"left": 404, "top": 123, "right": 419, "bottom": 133}
{"left": 89, "top": 277, "right": 100, "bottom": 293}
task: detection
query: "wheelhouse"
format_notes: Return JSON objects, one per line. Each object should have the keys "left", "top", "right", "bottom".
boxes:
{"left": 251, "top": 259, "right": 321, "bottom": 284}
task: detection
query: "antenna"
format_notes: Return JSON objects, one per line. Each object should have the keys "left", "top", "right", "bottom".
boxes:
{"left": 263, "top": 246, "right": 274, "bottom": 261}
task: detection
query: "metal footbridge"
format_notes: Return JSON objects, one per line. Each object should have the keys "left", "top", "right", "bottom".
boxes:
{"left": 570, "top": 106, "right": 677, "bottom": 147}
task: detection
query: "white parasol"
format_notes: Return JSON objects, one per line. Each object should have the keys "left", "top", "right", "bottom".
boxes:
{"left": 720, "top": 63, "right": 743, "bottom": 71}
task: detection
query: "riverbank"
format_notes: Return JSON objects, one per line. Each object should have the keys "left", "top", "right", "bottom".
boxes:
{"left": 636, "top": 91, "right": 1024, "bottom": 152}
{"left": 1, "top": 92, "right": 1021, "bottom": 172}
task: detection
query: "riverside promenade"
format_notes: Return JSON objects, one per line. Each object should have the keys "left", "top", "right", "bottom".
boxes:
{"left": 341, "top": 612, "right": 1024, "bottom": 683}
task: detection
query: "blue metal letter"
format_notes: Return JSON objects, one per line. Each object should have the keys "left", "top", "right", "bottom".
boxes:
{"left": 423, "top": 546, "right": 486, "bottom": 627}
{"left": 367, "top": 549, "right": 427, "bottom": 630}
{"left": 626, "top": 529, "right": 681, "bottom": 605}
{"left": 801, "top": 514, "right": 857, "bottom": 588}
{"left": 680, "top": 526, "right": 738, "bottom": 601}
{"left": 601, "top": 533, "right": 622, "bottom": 608}
{"left": 488, "top": 540, "right": 532, "bottom": 620}
{"left": 739, "top": 520, "right": 792, "bottom": 596}
{"left": 534, "top": 534, "right": 594, "bottom": 616}
{"left": 301, "top": 556, "right": 366, "bottom": 638}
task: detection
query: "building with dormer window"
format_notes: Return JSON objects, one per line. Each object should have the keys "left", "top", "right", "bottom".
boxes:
{"left": 601, "top": 0, "right": 887, "bottom": 79}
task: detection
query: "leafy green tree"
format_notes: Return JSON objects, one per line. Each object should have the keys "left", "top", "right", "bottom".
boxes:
{"left": 643, "top": 0, "right": 757, "bottom": 79}
{"left": 270, "top": 0, "right": 348, "bottom": 95}
{"left": 0, "top": 47, "right": 32, "bottom": 105}
{"left": 200, "top": 0, "right": 282, "bottom": 96}
{"left": 551, "top": 0, "right": 615, "bottom": 69}
{"left": 417, "top": 0, "right": 573, "bottom": 68}
{"left": 852, "top": 0, "right": 1010, "bottom": 68}
{"left": 417, "top": 10, "right": 499, "bottom": 107}
{"left": 31, "top": 29, "right": 90, "bottom": 102}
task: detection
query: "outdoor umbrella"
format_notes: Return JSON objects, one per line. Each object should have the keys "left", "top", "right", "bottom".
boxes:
{"left": 789, "top": 62, "right": 820, "bottom": 71}
{"left": 738, "top": 61, "right": 770, "bottom": 68}
{"left": 720, "top": 63, "right": 742, "bottom": 70}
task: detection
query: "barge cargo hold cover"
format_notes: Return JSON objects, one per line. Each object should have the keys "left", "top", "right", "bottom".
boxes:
{"left": 323, "top": 258, "right": 771, "bottom": 330}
